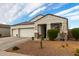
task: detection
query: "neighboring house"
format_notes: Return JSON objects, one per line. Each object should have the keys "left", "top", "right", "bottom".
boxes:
{"left": 11, "top": 14, "right": 68, "bottom": 39}
{"left": 0, "top": 24, "right": 10, "bottom": 37}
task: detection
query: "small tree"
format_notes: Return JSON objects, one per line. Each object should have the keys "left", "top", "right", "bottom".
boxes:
{"left": 40, "top": 35, "right": 44, "bottom": 49}
{"left": 48, "top": 29, "right": 59, "bottom": 41}
{"left": 0, "top": 34, "right": 2, "bottom": 37}
{"left": 71, "top": 28, "right": 79, "bottom": 40}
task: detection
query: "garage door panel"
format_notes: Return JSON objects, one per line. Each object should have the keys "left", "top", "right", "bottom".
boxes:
{"left": 20, "top": 28, "right": 34, "bottom": 37}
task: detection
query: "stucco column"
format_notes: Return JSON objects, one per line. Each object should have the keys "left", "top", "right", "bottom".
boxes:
{"left": 46, "top": 24, "right": 51, "bottom": 39}
{"left": 38, "top": 25, "right": 41, "bottom": 35}
{"left": 18, "top": 28, "right": 20, "bottom": 38}
{"left": 60, "top": 25, "right": 63, "bottom": 33}
{"left": 34, "top": 25, "right": 39, "bottom": 39}
{"left": 11, "top": 29, "right": 13, "bottom": 37}
{"left": 62, "top": 21, "right": 68, "bottom": 41}
{"left": 47, "top": 24, "right": 51, "bottom": 30}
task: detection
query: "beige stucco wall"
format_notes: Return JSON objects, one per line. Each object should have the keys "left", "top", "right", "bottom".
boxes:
{"left": 30, "top": 15, "right": 43, "bottom": 22}
{"left": 11, "top": 24, "right": 34, "bottom": 29}
{"left": 11, "top": 24, "right": 34, "bottom": 37}
{"left": 34, "top": 15, "right": 68, "bottom": 34}
{"left": 11, "top": 15, "right": 68, "bottom": 38}
{"left": 0, "top": 28, "right": 10, "bottom": 37}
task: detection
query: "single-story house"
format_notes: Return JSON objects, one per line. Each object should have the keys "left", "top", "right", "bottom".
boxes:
{"left": 0, "top": 24, "right": 10, "bottom": 37}
{"left": 11, "top": 14, "right": 68, "bottom": 39}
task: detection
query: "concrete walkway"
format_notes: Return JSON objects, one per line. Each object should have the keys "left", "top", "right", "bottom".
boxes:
{"left": 0, "top": 51, "right": 26, "bottom": 56}
{"left": 0, "top": 37, "right": 31, "bottom": 56}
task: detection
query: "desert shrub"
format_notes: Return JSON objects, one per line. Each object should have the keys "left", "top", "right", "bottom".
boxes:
{"left": 74, "top": 48, "right": 79, "bottom": 56}
{"left": 61, "top": 43, "right": 68, "bottom": 48}
{"left": 32, "top": 37, "right": 34, "bottom": 40}
{"left": 66, "top": 43, "right": 68, "bottom": 47}
{"left": 74, "top": 53, "right": 79, "bottom": 56}
{"left": 61, "top": 45, "right": 65, "bottom": 48}
{"left": 76, "top": 49, "right": 79, "bottom": 53}
{"left": 71, "top": 28, "right": 79, "bottom": 40}
{"left": 12, "top": 46, "right": 19, "bottom": 51}
{"left": 48, "top": 29, "right": 59, "bottom": 41}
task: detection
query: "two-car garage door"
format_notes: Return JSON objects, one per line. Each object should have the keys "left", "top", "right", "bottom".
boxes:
{"left": 20, "top": 28, "right": 34, "bottom": 37}
{"left": 12, "top": 28, "right": 34, "bottom": 37}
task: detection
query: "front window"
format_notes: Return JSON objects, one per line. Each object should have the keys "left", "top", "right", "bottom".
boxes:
{"left": 51, "top": 23, "right": 62, "bottom": 30}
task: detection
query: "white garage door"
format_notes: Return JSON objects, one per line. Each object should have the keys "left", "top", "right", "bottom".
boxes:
{"left": 12, "top": 29, "right": 18, "bottom": 37}
{"left": 20, "top": 28, "right": 34, "bottom": 37}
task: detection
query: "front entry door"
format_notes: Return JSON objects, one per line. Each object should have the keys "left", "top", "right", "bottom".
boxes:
{"left": 40, "top": 24, "right": 47, "bottom": 38}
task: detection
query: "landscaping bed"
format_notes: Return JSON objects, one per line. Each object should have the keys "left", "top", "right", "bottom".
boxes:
{"left": 5, "top": 40, "right": 79, "bottom": 56}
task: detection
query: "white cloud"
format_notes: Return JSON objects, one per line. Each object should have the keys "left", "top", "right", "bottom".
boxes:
{"left": 0, "top": 3, "right": 44, "bottom": 24}
{"left": 11, "top": 3, "right": 44, "bottom": 23}
{"left": 0, "top": 3, "right": 14, "bottom": 14}
{"left": 0, "top": 3, "right": 79, "bottom": 25}
{"left": 69, "top": 24, "right": 79, "bottom": 29}
{"left": 67, "top": 15, "right": 79, "bottom": 20}
{"left": 64, "top": 11, "right": 79, "bottom": 17}
{"left": 29, "top": 6, "right": 46, "bottom": 17}
{"left": 55, "top": 5, "right": 79, "bottom": 16}
{"left": 53, "top": 3, "right": 66, "bottom": 9}
{"left": 0, "top": 3, "right": 68, "bottom": 24}
{"left": 0, "top": 3, "right": 15, "bottom": 24}
{"left": 54, "top": 5, "right": 79, "bottom": 21}
{"left": 15, "top": 3, "right": 43, "bottom": 17}
{"left": 5, "top": 4, "right": 26, "bottom": 23}
{"left": 0, "top": 4, "right": 24, "bottom": 24}
{"left": 25, "top": 3, "right": 43, "bottom": 13}
{"left": 28, "top": 4, "right": 66, "bottom": 17}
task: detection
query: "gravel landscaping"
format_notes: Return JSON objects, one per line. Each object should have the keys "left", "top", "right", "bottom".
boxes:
{"left": 5, "top": 40, "right": 79, "bottom": 56}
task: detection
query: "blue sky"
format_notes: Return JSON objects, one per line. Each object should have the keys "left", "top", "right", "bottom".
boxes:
{"left": 0, "top": 3, "right": 79, "bottom": 29}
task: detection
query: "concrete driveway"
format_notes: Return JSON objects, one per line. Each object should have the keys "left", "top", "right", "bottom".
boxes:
{"left": 0, "top": 37, "right": 31, "bottom": 56}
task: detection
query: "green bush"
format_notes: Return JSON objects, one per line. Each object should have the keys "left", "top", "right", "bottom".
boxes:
{"left": 74, "top": 53, "right": 79, "bottom": 56}
{"left": 71, "top": 28, "right": 79, "bottom": 40}
{"left": 74, "top": 48, "right": 79, "bottom": 56}
{"left": 76, "top": 49, "right": 79, "bottom": 53}
{"left": 48, "top": 29, "right": 59, "bottom": 41}
{"left": 12, "top": 46, "right": 19, "bottom": 51}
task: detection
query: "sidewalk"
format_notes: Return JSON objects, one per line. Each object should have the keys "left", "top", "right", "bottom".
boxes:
{"left": 0, "top": 51, "right": 26, "bottom": 56}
